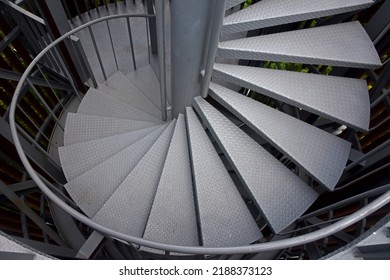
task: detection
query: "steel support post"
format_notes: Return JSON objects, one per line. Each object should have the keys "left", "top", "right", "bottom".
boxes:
{"left": 171, "top": 0, "right": 217, "bottom": 117}
{"left": 35, "top": 0, "right": 88, "bottom": 93}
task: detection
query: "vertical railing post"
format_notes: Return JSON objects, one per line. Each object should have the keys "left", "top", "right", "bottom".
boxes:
{"left": 146, "top": 0, "right": 158, "bottom": 55}
{"left": 155, "top": 0, "right": 167, "bottom": 121}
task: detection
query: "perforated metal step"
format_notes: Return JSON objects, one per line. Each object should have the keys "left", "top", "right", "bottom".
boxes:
{"left": 64, "top": 113, "right": 158, "bottom": 145}
{"left": 186, "top": 107, "right": 262, "bottom": 246}
{"left": 125, "top": 65, "right": 162, "bottom": 112}
{"left": 209, "top": 82, "right": 351, "bottom": 191}
{"left": 143, "top": 114, "right": 199, "bottom": 247}
{"left": 193, "top": 97, "right": 318, "bottom": 233}
{"left": 60, "top": 125, "right": 161, "bottom": 181}
{"left": 218, "top": 22, "right": 381, "bottom": 69}
{"left": 223, "top": 0, "right": 374, "bottom": 35}
{"left": 98, "top": 71, "right": 161, "bottom": 119}
{"left": 93, "top": 121, "right": 176, "bottom": 237}
{"left": 64, "top": 124, "right": 169, "bottom": 217}
{"left": 226, "top": 0, "right": 246, "bottom": 10}
{"left": 213, "top": 63, "right": 370, "bottom": 131}
{"left": 77, "top": 88, "right": 161, "bottom": 123}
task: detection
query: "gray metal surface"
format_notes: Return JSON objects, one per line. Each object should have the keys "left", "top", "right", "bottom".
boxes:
{"left": 225, "top": 0, "right": 246, "bottom": 10}
{"left": 98, "top": 71, "right": 161, "bottom": 119}
{"left": 213, "top": 63, "right": 370, "bottom": 132}
{"left": 171, "top": 0, "right": 216, "bottom": 117}
{"left": 92, "top": 121, "right": 176, "bottom": 237}
{"left": 186, "top": 107, "right": 262, "bottom": 246}
{"left": 209, "top": 82, "right": 351, "bottom": 191}
{"left": 64, "top": 113, "right": 158, "bottom": 145}
{"left": 125, "top": 65, "right": 162, "bottom": 112}
{"left": 59, "top": 125, "right": 161, "bottom": 181}
{"left": 64, "top": 124, "right": 169, "bottom": 217}
{"left": 0, "top": 230, "right": 52, "bottom": 260}
{"left": 77, "top": 88, "right": 161, "bottom": 123}
{"left": 193, "top": 97, "right": 319, "bottom": 233}
{"left": 218, "top": 22, "right": 382, "bottom": 69}
{"left": 143, "top": 114, "right": 199, "bottom": 247}
{"left": 222, "top": 0, "right": 374, "bottom": 35}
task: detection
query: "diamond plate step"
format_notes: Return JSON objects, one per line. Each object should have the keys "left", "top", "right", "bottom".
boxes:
{"left": 186, "top": 107, "right": 262, "bottom": 246}
{"left": 64, "top": 124, "right": 169, "bottom": 217}
{"left": 209, "top": 82, "right": 351, "bottom": 191}
{"left": 213, "top": 63, "right": 370, "bottom": 131}
{"left": 93, "top": 121, "right": 176, "bottom": 237}
{"left": 226, "top": 0, "right": 246, "bottom": 10}
{"left": 77, "top": 88, "right": 161, "bottom": 123}
{"left": 218, "top": 22, "right": 381, "bottom": 69}
{"left": 125, "top": 65, "right": 162, "bottom": 112}
{"left": 60, "top": 125, "right": 161, "bottom": 181}
{"left": 193, "top": 97, "right": 318, "bottom": 233}
{"left": 98, "top": 71, "right": 161, "bottom": 119}
{"left": 64, "top": 113, "right": 158, "bottom": 145}
{"left": 222, "top": 0, "right": 374, "bottom": 35}
{"left": 143, "top": 114, "right": 199, "bottom": 247}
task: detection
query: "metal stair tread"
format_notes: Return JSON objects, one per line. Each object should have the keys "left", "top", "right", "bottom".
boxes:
{"left": 218, "top": 21, "right": 382, "bottom": 69}
{"left": 222, "top": 0, "right": 374, "bottom": 35}
{"left": 59, "top": 125, "right": 161, "bottom": 181}
{"left": 77, "top": 88, "right": 161, "bottom": 123}
{"left": 92, "top": 121, "right": 176, "bottom": 237}
{"left": 125, "top": 65, "right": 162, "bottom": 112}
{"left": 193, "top": 97, "right": 319, "bottom": 233}
{"left": 64, "top": 113, "right": 158, "bottom": 145}
{"left": 98, "top": 71, "right": 161, "bottom": 118}
{"left": 209, "top": 82, "right": 351, "bottom": 191}
{"left": 226, "top": 0, "right": 246, "bottom": 10}
{"left": 186, "top": 107, "right": 262, "bottom": 246}
{"left": 213, "top": 63, "right": 370, "bottom": 131}
{"left": 64, "top": 124, "right": 169, "bottom": 217}
{"left": 143, "top": 114, "right": 199, "bottom": 248}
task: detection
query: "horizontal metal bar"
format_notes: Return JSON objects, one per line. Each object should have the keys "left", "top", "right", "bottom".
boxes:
{"left": 298, "top": 184, "right": 390, "bottom": 222}
{"left": 0, "top": 26, "right": 21, "bottom": 52}
{"left": 0, "top": 0, "right": 45, "bottom": 25}
{"left": 8, "top": 180, "right": 38, "bottom": 193}
{"left": 345, "top": 140, "right": 390, "bottom": 171}
{"left": 0, "top": 69, "right": 73, "bottom": 91}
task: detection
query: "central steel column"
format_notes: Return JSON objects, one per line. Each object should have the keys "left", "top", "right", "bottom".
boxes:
{"left": 171, "top": 0, "right": 216, "bottom": 117}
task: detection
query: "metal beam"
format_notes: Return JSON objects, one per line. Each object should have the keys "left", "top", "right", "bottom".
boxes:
{"left": 0, "top": 26, "right": 21, "bottom": 52}
{"left": 0, "top": 68, "right": 73, "bottom": 91}
{"left": 0, "top": 0, "right": 45, "bottom": 25}
{"left": 0, "top": 251, "right": 35, "bottom": 260}
{"left": 0, "top": 180, "right": 67, "bottom": 247}
{"left": 14, "top": 237, "right": 77, "bottom": 259}
{"left": 8, "top": 180, "right": 38, "bottom": 193}
{"left": 75, "top": 231, "right": 105, "bottom": 259}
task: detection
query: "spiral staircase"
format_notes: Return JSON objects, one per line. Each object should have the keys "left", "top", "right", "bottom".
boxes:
{"left": 51, "top": 0, "right": 384, "bottom": 253}
{"left": 2, "top": 0, "right": 390, "bottom": 260}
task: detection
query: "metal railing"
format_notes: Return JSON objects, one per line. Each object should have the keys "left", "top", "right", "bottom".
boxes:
{"left": 9, "top": 13, "right": 390, "bottom": 255}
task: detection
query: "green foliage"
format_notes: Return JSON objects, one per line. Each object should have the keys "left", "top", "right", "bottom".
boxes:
{"left": 243, "top": 0, "right": 253, "bottom": 8}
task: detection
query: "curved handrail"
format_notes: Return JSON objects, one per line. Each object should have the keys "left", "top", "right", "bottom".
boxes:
{"left": 9, "top": 14, "right": 390, "bottom": 255}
